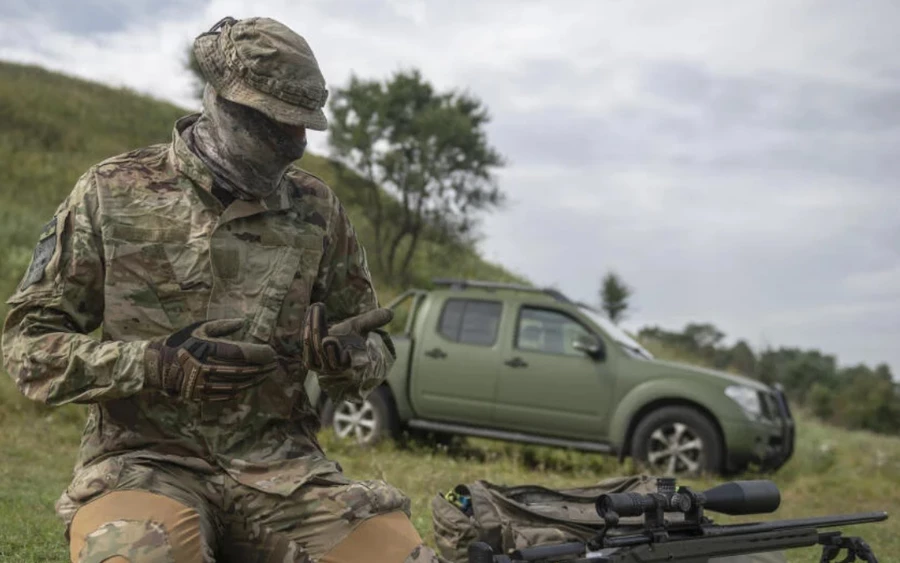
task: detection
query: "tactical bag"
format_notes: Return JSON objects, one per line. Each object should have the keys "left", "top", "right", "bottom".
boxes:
{"left": 431, "top": 475, "right": 786, "bottom": 563}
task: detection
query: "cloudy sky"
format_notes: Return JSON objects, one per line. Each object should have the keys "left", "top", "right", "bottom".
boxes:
{"left": 2, "top": 0, "right": 899, "bottom": 375}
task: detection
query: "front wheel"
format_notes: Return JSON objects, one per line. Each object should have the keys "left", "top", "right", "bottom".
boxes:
{"left": 320, "top": 386, "right": 399, "bottom": 447}
{"left": 630, "top": 406, "right": 723, "bottom": 476}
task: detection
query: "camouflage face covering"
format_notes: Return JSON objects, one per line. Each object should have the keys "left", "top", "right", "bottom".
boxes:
{"left": 185, "top": 84, "right": 308, "bottom": 201}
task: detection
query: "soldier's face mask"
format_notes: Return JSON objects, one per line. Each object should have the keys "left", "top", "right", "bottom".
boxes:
{"left": 186, "top": 84, "right": 308, "bottom": 201}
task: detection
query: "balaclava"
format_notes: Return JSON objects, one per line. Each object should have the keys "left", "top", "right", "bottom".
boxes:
{"left": 184, "top": 84, "right": 308, "bottom": 201}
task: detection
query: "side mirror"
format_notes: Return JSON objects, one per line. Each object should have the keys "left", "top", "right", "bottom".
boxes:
{"left": 573, "top": 334, "right": 605, "bottom": 360}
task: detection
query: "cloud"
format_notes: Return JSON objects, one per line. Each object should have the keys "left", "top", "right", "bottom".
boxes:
{"left": 0, "top": 0, "right": 204, "bottom": 36}
{"left": 2, "top": 0, "right": 899, "bottom": 375}
{"left": 844, "top": 267, "right": 900, "bottom": 298}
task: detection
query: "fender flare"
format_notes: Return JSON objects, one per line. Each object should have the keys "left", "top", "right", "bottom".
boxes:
{"left": 610, "top": 379, "right": 728, "bottom": 460}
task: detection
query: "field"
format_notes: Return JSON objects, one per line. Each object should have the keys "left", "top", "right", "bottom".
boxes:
{"left": 1, "top": 372, "right": 897, "bottom": 562}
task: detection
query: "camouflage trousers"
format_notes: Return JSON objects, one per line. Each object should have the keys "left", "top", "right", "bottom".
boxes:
{"left": 55, "top": 454, "right": 445, "bottom": 563}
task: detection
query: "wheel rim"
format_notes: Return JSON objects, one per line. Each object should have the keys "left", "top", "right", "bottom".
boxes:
{"left": 332, "top": 400, "right": 378, "bottom": 443}
{"left": 645, "top": 422, "right": 705, "bottom": 475}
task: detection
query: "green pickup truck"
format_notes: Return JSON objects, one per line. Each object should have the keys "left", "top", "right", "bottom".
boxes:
{"left": 304, "top": 279, "right": 795, "bottom": 476}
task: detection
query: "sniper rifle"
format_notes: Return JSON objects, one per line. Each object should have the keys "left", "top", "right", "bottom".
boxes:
{"left": 467, "top": 477, "right": 887, "bottom": 563}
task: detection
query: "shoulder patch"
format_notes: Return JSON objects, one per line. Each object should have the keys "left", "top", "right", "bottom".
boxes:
{"left": 19, "top": 215, "right": 58, "bottom": 290}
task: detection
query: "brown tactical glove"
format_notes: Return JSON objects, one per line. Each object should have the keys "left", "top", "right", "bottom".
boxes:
{"left": 144, "top": 319, "right": 277, "bottom": 401}
{"left": 302, "top": 302, "right": 393, "bottom": 374}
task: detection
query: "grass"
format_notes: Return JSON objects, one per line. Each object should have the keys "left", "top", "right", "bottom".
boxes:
{"left": 0, "top": 379, "right": 85, "bottom": 562}
{"left": 1, "top": 372, "right": 897, "bottom": 562}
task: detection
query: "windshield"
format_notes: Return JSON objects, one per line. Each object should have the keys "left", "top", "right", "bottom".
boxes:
{"left": 578, "top": 306, "right": 655, "bottom": 360}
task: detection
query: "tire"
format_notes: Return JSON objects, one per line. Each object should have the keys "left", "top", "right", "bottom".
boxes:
{"left": 630, "top": 406, "right": 723, "bottom": 476}
{"left": 320, "top": 386, "right": 399, "bottom": 447}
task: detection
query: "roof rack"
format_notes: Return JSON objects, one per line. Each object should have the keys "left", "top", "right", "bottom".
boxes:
{"left": 431, "top": 278, "right": 573, "bottom": 304}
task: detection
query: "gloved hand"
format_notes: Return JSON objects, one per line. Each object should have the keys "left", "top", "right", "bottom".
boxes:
{"left": 302, "top": 302, "right": 393, "bottom": 374}
{"left": 144, "top": 318, "right": 278, "bottom": 401}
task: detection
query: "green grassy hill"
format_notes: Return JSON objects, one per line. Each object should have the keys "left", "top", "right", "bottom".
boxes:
{"left": 1, "top": 61, "right": 897, "bottom": 562}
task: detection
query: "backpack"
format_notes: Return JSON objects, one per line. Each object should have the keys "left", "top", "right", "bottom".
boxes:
{"left": 430, "top": 475, "right": 657, "bottom": 562}
{"left": 430, "top": 475, "right": 786, "bottom": 563}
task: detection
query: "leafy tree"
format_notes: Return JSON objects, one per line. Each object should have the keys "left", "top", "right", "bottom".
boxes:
{"left": 874, "top": 363, "right": 894, "bottom": 382}
{"left": 831, "top": 370, "right": 900, "bottom": 433}
{"left": 729, "top": 340, "right": 757, "bottom": 376}
{"left": 327, "top": 69, "right": 506, "bottom": 284}
{"left": 754, "top": 347, "right": 780, "bottom": 386}
{"left": 807, "top": 382, "right": 835, "bottom": 419}
{"left": 683, "top": 323, "right": 725, "bottom": 350}
{"left": 599, "top": 271, "right": 632, "bottom": 324}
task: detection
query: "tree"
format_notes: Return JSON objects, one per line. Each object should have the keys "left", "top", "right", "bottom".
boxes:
{"left": 807, "top": 382, "right": 835, "bottom": 420}
{"left": 729, "top": 340, "right": 757, "bottom": 376}
{"left": 327, "top": 69, "right": 506, "bottom": 284}
{"left": 831, "top": 370, "right": 900, "bottom": 433}
{"left": 874, "top": 363, "right": 894, "bottom": 382}
{"left": 683, "top": 323, "right": 725, "bottom": 350}
{"left": 599, "top": 271, "right": 632, "bottom": 324}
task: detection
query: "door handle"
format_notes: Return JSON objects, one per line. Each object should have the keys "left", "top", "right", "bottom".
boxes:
{"left": 424, "top": 347, "right": 447, "bottom": 359}
{"left": 504, "top": 357, "right": 528, "bottom": 368}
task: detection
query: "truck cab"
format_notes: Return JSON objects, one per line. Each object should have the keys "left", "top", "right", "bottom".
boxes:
{"left": 305, "top": 279, "right": 795, "bottom": 476}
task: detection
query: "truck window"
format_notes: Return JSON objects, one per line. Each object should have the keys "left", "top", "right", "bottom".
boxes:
{"left": 437, "top": 298, "right": 503, "bottom": 346}
{"left": 516, "top": 307, "right": 593, "bottom": 357}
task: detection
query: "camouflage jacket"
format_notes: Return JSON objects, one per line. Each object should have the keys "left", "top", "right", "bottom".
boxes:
{"left": 1, "top": 114, "right": 395, "bottom": 489}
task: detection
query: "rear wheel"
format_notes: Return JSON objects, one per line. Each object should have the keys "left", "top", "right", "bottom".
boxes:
{"left": 321, "top": 386, "right": 399, "bottom": 446}
{"left": 631, "top": 406, "right": 723, "bottom": 476}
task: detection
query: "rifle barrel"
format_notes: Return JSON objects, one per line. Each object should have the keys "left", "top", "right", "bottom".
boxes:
{"left": 602, "top": 511, "right": 887, "bottom": 548}
{"left": 699, "top": 511, "right": 888, "bottom": 537}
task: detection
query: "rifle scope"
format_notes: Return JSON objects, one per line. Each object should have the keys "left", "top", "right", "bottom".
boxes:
{"left": 596, "top": 479, "right": 781, "bottom": 524}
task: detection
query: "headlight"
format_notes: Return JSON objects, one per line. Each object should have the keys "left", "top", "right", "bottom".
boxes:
{"left": 725, "top": 385, "right": 762, "bottom": 418}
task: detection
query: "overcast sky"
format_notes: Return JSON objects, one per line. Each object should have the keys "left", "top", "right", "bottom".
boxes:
{"left": 2, "top": 0, "right": 899, "bottom": 376}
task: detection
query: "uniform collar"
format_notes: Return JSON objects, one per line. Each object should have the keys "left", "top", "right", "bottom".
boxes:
{"left": 170, "top": 114, "right": 293, "bottom": 214}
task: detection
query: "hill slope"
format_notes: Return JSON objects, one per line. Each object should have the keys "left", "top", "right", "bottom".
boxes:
{"left": 0, "top": 60, "right": 525, "bottom": 308}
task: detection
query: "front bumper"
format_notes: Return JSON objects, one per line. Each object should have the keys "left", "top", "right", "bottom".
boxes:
{"left": 722, "top": 386, "right": 795, "bottom": 472}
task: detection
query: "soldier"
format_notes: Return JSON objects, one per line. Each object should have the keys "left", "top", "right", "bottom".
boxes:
{"left": 1, "top": 16, "right": 444, "bottom": 563}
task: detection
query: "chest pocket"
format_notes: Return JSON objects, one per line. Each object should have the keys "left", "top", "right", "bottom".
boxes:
{"left": 244, "top": 234, "right": 324, "bottom": 352}
{"left": 104, "top": 222, "right": 207, "bottom": 335}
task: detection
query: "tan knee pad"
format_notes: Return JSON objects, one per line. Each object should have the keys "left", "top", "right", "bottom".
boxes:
{"left": 320, "top": 511, "right": 428, "bottom": 563}
{"left": 69, "top": 490, "right": 204, "bottom": 563}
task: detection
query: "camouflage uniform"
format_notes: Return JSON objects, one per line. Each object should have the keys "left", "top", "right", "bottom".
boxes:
{"left": 2, "top": 16, "right": 443, "bottom": 563}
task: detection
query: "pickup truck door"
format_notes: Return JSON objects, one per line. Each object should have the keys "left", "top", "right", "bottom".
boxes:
{"left": 493, "top": 304, "right": 615, "bottom": 441}
{"left": 408, "top": 296, "right": 504, "bottom": 425}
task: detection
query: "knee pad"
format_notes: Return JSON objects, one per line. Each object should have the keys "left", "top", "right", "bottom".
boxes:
{"left": 69, "top": 490, "right": 205, "bottom": 563}
{"left": 320, "top": 511, "right": 443, "bottom": 563}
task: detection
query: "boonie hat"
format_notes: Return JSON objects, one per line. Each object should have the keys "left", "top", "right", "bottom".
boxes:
{"left": 193, "top": 16, "right": 329, "bottom": 130}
